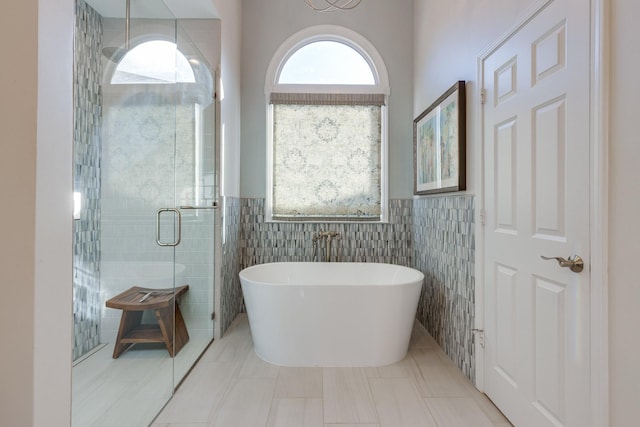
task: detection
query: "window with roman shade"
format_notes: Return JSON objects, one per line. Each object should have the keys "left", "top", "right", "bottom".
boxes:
{"left": 265, "top": 26, "right": 390, "bottom": 222}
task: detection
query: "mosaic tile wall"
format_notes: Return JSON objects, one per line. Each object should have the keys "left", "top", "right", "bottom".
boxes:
{"left": 413, "top": 194, "right": 475, "bottom": 381}
{"left": 220, "top": 197, "right": 243, "bottom": 335}
{"left": 238, "top": 198, "right": 413, "bottom": 269}
{"left": 73, "top": 0, "right": 103, "bottom": 360}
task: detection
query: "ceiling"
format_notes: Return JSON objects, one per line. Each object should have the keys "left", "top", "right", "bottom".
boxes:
{"left": 85, "top": 0, "right": 219, "bottom": 19}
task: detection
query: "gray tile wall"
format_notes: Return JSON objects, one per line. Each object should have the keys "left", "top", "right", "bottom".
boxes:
{"left": 238, "top": 198, "right": 413, "bottom": 268}
{"left": 219, "top": 198, "right": 413, "bottom": 334}
{"left": 220, "top": 196, "right": 243, "bottom": 335}
{"left": 413, "top": 194, "right": 475, "bottom": 381}
{"left": 73, "top": 0, "right": 103, "bottom": 361}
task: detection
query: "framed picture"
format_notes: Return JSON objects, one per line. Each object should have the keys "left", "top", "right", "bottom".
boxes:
{"left": 413, "top": 81, "right": 466, "bottom": 195}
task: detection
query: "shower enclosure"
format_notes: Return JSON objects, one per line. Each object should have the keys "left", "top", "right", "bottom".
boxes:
{"left": 72, "top": 0, "right": 220, "bottom": 425}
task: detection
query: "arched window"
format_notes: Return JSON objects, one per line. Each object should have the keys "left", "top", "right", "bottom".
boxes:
{"left": 265, "top": 26, "right": 389, "bottom": 222}
{"left": 278, "top": 41, "right": 375, "bottom": 85}
{"left": 111, "top": 40, "right": 195, "bottom": 84}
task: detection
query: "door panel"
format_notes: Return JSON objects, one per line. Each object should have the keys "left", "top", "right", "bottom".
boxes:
{"left": 482, "top": 1, "right": 590, "bottom": 426}
{"left": 534, "top": 276, "right": 567, "bottom": 422}
{"left": 533, "top": 96, "right": 566, "bottom": 239}
{"left": 532, "top": 21, "right": 566, "bottom": 84}
{"left": 494, "top": 118, "right": 518, "bottom": 232}
{"left": 495, "top": 264, "right": 517, "bottom": 384}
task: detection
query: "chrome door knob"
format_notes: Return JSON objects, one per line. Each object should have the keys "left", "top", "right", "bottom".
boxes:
{"left": 540, "top": 254, "right": 584, "bottom": 273}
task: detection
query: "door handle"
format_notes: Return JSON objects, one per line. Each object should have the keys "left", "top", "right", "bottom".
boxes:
{"left": 540, "top": 254, "right": 584, "bottom": 273}
{"left": 156, "top": 208, "right": 182, "bottom": 247}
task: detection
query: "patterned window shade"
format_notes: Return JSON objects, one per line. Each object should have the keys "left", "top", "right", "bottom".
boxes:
{"left": 270, "top": 93, "right": 385, "bottom": 221}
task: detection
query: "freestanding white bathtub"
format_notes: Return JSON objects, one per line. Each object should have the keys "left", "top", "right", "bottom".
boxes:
{"left": 239, "top": 262, "right": 424, "bottom": 367}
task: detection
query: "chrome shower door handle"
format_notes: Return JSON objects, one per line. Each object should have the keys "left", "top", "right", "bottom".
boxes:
{"left": 156, "top": 208, "right": 182, "bottom": 247}
{"left": 540, "top": 254, "right": 584, "bottom": 273}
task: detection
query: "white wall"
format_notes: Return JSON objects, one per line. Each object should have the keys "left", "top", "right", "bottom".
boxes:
{"left": 413, "top": 0, "right": 534, "bottom": 194}
{"left": 1, "top": 0, "right": 74, "bottom": 425}
{"left": 239, "top": 0, "right": 414, "bottom": 199}
{"left": 609, "top": 0, "right": 640, "bottom": 423}
{"left": 214, "top": 0, "right": 242, "bottom": 198}
{"left": 33, "top": 0, "right": 75, "bottom": 424}
{"left": 0, "top": 0, "right": 38, "bottom": 424}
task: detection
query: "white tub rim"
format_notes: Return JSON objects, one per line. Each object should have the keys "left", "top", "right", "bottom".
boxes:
{"left": 239, "top": 261, "right": 424, "bottom": 287}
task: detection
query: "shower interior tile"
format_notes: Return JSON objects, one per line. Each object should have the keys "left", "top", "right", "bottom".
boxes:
{"left": 72, "top": 347, "right": 173, "bottom": 426}
{"left": 97, "top": 393, "right": 171, "bottom": 427}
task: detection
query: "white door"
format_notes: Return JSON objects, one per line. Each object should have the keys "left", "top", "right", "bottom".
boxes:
{"left": 482, "top": 0, "right": 590, "bottom": 426}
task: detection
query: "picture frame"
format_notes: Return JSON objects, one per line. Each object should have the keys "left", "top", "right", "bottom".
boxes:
{"left": 413, "top": 81, "right": 466, "bottom": 195}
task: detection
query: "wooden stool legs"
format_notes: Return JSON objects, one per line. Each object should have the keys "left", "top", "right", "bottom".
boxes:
{"left": 111, "top": 303, "right": 189, "bottom": 359}
{"left": 106, "top": 285, "right": 190, "bottom": 359}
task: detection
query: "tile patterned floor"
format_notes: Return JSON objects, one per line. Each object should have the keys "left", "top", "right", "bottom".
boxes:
{"left": 72, "top": 336, "right": 212, "bottom": 427}
{"left": 153, "top": 314, "right": 512, "bottom": 427}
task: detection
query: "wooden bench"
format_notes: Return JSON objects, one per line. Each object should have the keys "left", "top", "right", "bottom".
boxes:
{"left": 105, "top": 285, "right": 189, "bottom": 359}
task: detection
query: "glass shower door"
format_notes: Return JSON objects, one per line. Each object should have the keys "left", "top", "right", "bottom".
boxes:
{"left": 171, "top": 24, "right": 217, "bottom": 384}
{"left": 96, "top": 7, "right": 182, "bottom": 423}
{"left": 72, "top": 1, "right": 217, "bottom": 425}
